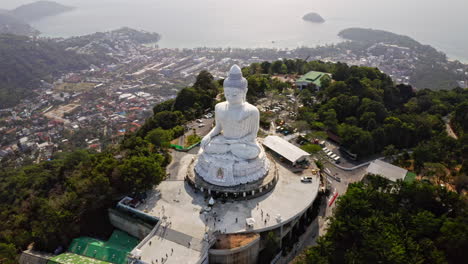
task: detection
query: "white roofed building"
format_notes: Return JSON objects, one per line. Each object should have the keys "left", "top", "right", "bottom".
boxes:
{"left": 262, "top": 136, "right": 310, "bottom": 165}
{"left": 366, "top": 159, "right": 408, "bottom": 182}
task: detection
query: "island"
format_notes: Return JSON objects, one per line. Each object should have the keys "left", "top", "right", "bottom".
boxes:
{"left": 302, "top": 12, "right": 325, "bottom": 23}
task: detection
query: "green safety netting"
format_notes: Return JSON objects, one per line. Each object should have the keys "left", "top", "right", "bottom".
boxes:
{"left": 63, "top": 230, "right": 139, "bottom": 264}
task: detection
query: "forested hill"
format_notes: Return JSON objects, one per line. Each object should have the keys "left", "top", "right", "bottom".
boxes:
{"left": 339, "top": 28, "right": 422, "bottom": 48}
{"left": 10, "top": 1, "right": 75, "bottom": 22}
{"left": 297, "top": 175, "right": 468, "bottom": 264}
{"left": 0, "top": 34, "right": 97, "bottom": 108}
{"left": 0, "top": 13, "right": 39, "bottom": 36}
{"left": 338, "top": 28, "right": 461, "bottom": 90}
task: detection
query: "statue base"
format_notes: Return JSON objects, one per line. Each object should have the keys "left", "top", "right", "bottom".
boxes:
{"left": 187, "top": 155, "right": 278, "bottom": 200}
{"left": 194, "top": 146, "right": 269, "bottom": 187}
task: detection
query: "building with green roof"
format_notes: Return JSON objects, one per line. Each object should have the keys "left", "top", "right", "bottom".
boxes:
{"left": 295, "top": 71, "right": 331, "bottom": 90}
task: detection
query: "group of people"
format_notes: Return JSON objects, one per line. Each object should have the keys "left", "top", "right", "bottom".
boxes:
{"left": 150, "top": 248, "right": 174, "bottom": 264}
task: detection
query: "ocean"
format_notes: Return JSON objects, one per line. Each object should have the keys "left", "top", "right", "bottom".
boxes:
{"left": 2, "top": 0, "right": 468, "bottom": 62}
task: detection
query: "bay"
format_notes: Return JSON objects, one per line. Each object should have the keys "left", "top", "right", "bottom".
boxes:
{"left": 2, "top": 0, "right": 468, "bottom": 62}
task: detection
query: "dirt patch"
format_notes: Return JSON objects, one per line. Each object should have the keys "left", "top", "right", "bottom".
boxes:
{"left": 212, "top": 233, "right": 259, "bottom": 249}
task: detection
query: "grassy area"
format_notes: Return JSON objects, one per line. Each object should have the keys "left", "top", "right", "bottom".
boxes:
{"left": 48, "top": 253, "right": 112, "bottom": 264}
{"left": 185, "top": 134, "right": 201, "bottom": 147}
{"left": 404, "top": 172, "right": 416, "bottom": 183}
{"left": 301, "top": 144, "right": 322, "bottom": 154}
{"left": 258, "top": 130, "right": 268, "bottom": 138}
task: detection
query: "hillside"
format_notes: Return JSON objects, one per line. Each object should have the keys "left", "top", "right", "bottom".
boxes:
{"left": 58, "top": 27, "right": 160, "bottom": 58}
{"left": 0, "top": 13, "right": 39, "bottom": 36}
{"left": 339, "top": 28, "right": 420, "bottom": 47}
{"left": 0, "top": 34, "right": 96, "bottom": 108}
{"left": 10, "top": 0, "right": 75, "bottom": 22}
{"left": 338, "top": 28, "right": 459, "bottom": 90}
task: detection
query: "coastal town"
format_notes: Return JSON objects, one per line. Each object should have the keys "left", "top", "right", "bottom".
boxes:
{"left": 1, "top": 29, "right": 468, "bottom": 165}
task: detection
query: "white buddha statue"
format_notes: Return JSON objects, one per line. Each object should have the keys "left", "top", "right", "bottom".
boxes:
{"left": 195, "top": 65, "right": 269, "bottom": 186}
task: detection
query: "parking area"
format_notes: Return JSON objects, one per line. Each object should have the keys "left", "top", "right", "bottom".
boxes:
{"left": 186, "top": 116, "right": 214, "bottom": 136}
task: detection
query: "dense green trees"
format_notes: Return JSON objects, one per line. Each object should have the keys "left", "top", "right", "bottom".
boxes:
{"left": 452, "top": 101, "right": 468, "bottom": 136}
{"left": 287, "top": 60, "right": 468, "bottom": 159}
{"left": 298, "top": 175, "right": 468, "bottom": 264}
{"left": 243, "top": 59, "right": 467, "bottom": 191}
{"left": 171, "top": 71, "right": 218, "bottom": 120}
{"left": 0, "top": 145, "right": 167, "bottom": 263}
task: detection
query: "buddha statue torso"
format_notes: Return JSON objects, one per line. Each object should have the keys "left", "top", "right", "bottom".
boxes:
{"left": 194, "top": 65, "right": 269, "bottom": 187}
{"left": 216, "top": 102, "right": 256, "bottom": 140}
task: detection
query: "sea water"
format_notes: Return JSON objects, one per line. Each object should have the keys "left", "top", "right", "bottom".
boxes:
{"left": 2, "top": 0, "right": 468, "bottom": 62}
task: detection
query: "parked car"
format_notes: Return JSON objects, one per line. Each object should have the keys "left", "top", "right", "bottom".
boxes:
{"left": 301, "top": 176, "right": 313, "bottom": 183}
{"left": 333, "top": 156, "right": 341, "bottom": 163}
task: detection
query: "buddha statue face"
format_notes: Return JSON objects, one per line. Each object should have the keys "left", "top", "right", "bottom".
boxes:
{"left": 223, "top": 64, "right": 248, "bottom": 105}
{"left": 224, "top": 86, "right": 247, "bottom": 105}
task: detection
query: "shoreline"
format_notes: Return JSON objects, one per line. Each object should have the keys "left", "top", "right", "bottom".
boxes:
{"left": 35, "top": 30, "right": 468, "bottom": 64}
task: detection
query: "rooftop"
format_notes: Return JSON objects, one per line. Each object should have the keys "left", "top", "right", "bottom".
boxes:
{"left": 366, "top": 159, "right": 408, "bottom": 182}
{"left": 263, "top": 136, "right": 310, "bottom": 163}
{"left": 296, "top": 71, "right": 330, "bottom": 87}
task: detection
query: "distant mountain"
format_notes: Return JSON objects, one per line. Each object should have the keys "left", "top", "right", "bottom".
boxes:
{"left": 0, "top": 34, "right": 96, "bottom": 108}
{"left": 0, "top": 12, "right": 39, "bottom": 36}
{"left": 10, "top": 1, "right": 75, "bottom": 22}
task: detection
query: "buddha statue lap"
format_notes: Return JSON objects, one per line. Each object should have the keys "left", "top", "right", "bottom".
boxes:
{"left": 194, "top": 65, "right": 269, "bottom": 186}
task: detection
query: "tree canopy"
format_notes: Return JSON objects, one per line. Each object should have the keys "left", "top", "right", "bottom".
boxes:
{"left": 298, "top": 175, "right": 468, "bottom": 264}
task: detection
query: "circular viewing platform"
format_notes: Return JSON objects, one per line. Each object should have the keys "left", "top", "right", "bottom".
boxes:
{"left": 186, "top": 156, "right": 278, "bottom": 201}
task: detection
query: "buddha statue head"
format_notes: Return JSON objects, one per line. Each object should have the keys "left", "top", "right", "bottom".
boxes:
{"left": 223, "top": 65, "right": 248, "bottom": 105}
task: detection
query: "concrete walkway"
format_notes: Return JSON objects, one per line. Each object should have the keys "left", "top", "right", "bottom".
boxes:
{"left": 329, "top": 157, "right": 384, "bottom": 171}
